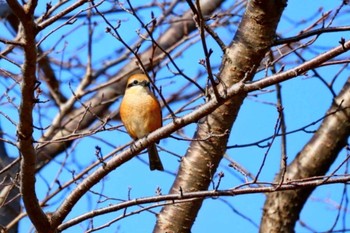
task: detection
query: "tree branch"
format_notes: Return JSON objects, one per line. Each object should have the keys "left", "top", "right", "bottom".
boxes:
{"left": 8, "top": 0, "right": 51, "bottom": 232}
{"left": 59, "top": 174, "right": 350, "bottom": 231}
{"left": 154, "top": 0, "right": 287, "bottom": 231}
{"left": 260, "top": 77, "right": 350, "bottom": 232}
{"left": 34, "top": 0, "right": 226, "bottom": 171}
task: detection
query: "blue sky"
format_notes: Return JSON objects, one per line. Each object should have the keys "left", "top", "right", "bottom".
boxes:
{"left": 0, "top": 0, "right": 349, "bottom": 232}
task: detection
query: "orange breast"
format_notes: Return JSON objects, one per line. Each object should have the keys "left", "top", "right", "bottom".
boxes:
{"left": 120, "top": 90, "right": 162, "bottom": 139}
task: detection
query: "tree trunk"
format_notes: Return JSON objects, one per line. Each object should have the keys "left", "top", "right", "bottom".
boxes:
{"left": 154, "top": 0, "right": 287, "bottom": 232}
{"left": 260, "top": 77, "right": 350, "bottom": 233}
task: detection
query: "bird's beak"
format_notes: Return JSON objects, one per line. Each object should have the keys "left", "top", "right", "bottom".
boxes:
{"left": 140, "top": 80, "right": 150, "bottom": 87}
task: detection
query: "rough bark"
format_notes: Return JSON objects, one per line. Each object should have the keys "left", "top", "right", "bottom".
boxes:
{"left": 260, "top": 77, "right": 350, "bottom": 233}
{"left": 6, "top": 0, "right": 52, "bottom": 232}
{"left": 154, "top": 1, "right": 287, "bottom": 232}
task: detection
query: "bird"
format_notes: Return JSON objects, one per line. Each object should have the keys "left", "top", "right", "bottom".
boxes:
{"left": 120, "top": 73, "right": 164, "bottom": 171}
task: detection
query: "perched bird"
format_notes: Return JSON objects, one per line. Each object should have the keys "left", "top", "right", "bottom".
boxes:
{"left": 120, "top": 73, "right": 164, "bottom": 171}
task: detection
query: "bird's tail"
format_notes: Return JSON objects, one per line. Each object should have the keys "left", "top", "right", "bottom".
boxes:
{"left": 148, "top": 144, "right": 164, "bottom": 171}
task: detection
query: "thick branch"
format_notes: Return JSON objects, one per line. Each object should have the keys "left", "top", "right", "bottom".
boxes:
{"left": 260, "top": 77, "right": 350, "bottom": 233}
{"left": 154, "top": 0, "right": 287, "bottom": 232}
{"left": 8, "top": 1, "right": 51, "bottom": 232}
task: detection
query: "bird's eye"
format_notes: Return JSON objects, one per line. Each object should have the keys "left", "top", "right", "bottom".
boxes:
{"left": 127, "top": 79, "right": 139, "bottom": 88}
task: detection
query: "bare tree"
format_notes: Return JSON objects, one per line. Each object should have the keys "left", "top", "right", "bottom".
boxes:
{"left": 0, "top": 0, "right": 349, "bottom": 232}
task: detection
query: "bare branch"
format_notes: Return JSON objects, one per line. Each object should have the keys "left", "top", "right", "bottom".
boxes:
{"left": 59, "top": 174, "right": 350, "bottom": 231}
{"left": 261, "top": 77, "right": 350, "bottom": 232}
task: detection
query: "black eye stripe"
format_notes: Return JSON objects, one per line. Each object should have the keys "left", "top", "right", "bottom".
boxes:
{"left": 127, "top": 80, "right": 138, "bottom": 88}
{"left": 127, "top": 79, "right": 149, "bottom": 88}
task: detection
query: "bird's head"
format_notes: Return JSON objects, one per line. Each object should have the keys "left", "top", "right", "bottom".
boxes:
{"left": 126, "top": 74, "right": 150, "bottom": 89}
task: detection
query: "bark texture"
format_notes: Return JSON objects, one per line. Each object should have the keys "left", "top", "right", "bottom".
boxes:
{"left": 260, "top": 77, "right": 350, "bottom": 233}
{"left": 154, "top": 1, "right": 287, "bottom": 232}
